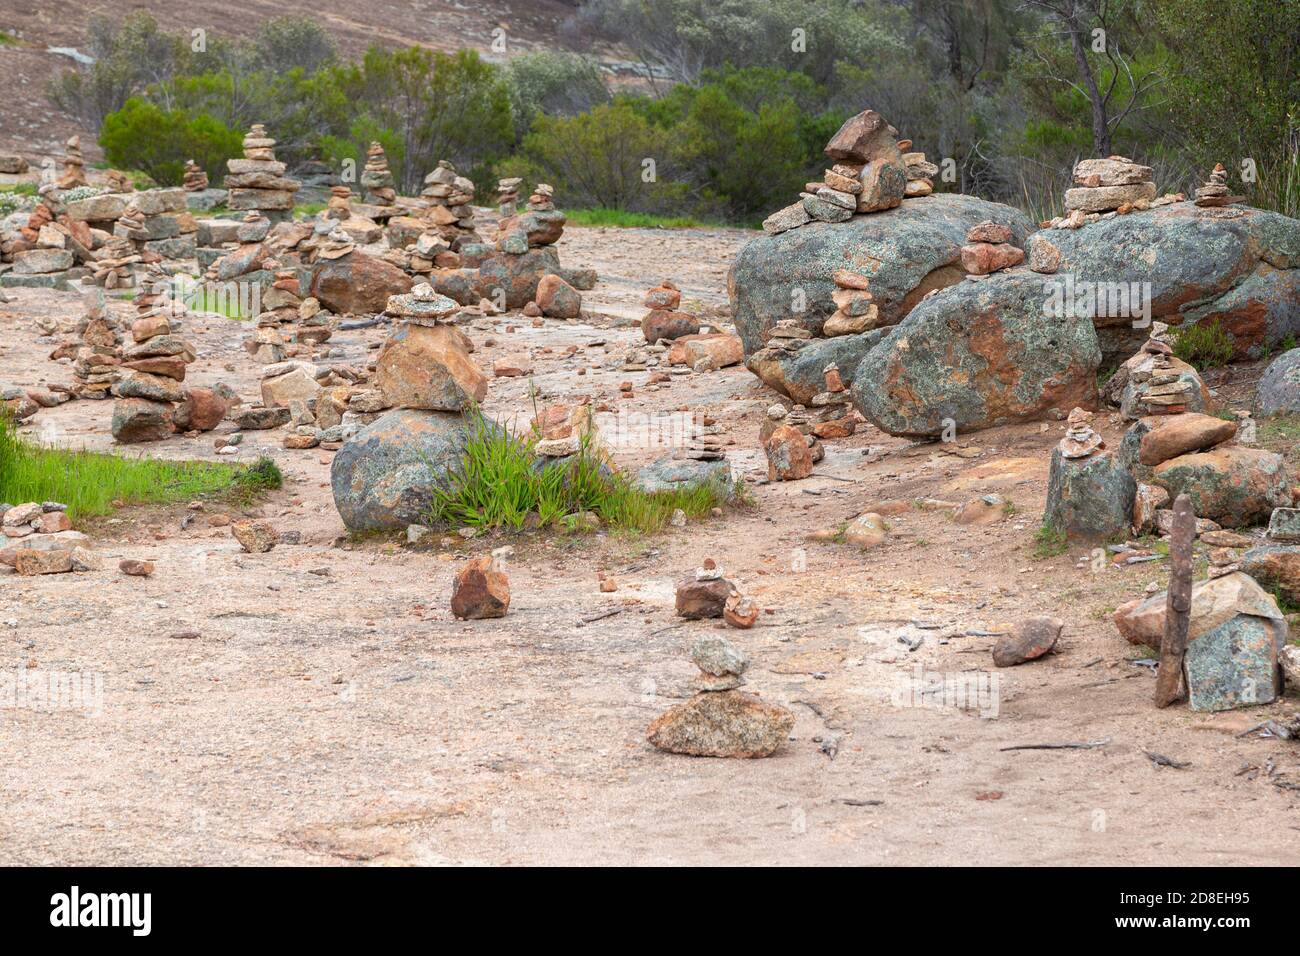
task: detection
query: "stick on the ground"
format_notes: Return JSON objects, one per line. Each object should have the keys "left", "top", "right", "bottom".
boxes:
{"left": 1155, "top": 493, "right": 1195, "bottom": 707}
{"left": 1000, "top": 738, "right": 1110, "bottom": 751}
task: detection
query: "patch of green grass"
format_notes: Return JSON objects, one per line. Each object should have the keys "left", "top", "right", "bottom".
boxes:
{"left": 0, "top": 417, "right": 279, "bottom": 519}
{"left": 564, "top": 207, "right": 714, "bottom": 230}
{"left": 1032, "top": 522, "right": 1069, "bottom": 559}
{"left": 0, "top": 32, "right": 16, "bottom": 46}
{"left": 0, "top": 183, "right": 37, "bottom": 196}
{"left": 294, "top": 202, "right": 327, "bottom": 217}
{"left": 1171, "top": 318, "right": 1235, "bottom": 369}
{"left": 425, "top": 415, "right": 734, "bottom": 535}
{"left": 1278, "top": 334, "right": 1299, "bottom": 354}
{"left": 1271, "top": 585, "right": 1300, "bottom": 615}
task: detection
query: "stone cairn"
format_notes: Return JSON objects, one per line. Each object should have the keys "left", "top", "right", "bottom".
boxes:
{"left": 0, "top": 502, "right": 101, "bottom": 577}
{"left": 360, "top": 142, "right": 397, "bottom": 206}
{"left": 56, "top": 136, "right": 87, "bottom": 190}
{"left": 899, "top": 139, "right": 937, "bottom": 197}
{"left": 496, "top": 181, "right": 566, "bottom": 253}
{"left": 763, "top": 108, "right": 908, "bottom": 234}
{"left": 373, "top": 282, "right": 487, "bottom": 415}
{"left": 89, "top": 237, "right": 138, "bottom": 290}
{"left": 114, "top": 188, "right": 197, "bottom": 262}
{"left": 497, "top": 177, "right": 522, "bottom": 215}
{"left": 182, "top": 160, "right": 209, "bottom": 192}
{"left": 6, "top": 199, "right": 77, "bottom": 282}
{"left": 825, "top": 267, "right": 879, "bottom": 336}
{"left": 808, "top": 363, "right": 855, "bottom": 438}
{"left": 1119, "top": 332, "right": 1205, "bottom": 418}
{"left": 646, "top": 633, "right": 795, "bottom": 758}
{"left": 640, "top": 280, "right": 700, "bottom": 344}
{"left": 1049, "top": 156, "right": 1183, "bottom": 230}
{"left": 420, "top": 160, "right": 478, "bottom": 242}
{"left": 1194, "top": 163, "right": 1243, "bottom": 208}
{"left": 225, "top": 124, "right": 300, "bottom": 222}
{"left": 326, "top": 185, "right": 352, "bottom": 220}
{"left": 62, "top": 290, "right": 124, "bottom": 400}
{"left": 960, "top": 220, "right": 1025, "bottom": 276}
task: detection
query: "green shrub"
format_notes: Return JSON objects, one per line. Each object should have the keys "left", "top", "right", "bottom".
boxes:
{"left": 99, "top": 98, "right": 242, "bottom": 186}
{"left": 1171, "top": 319, "right": 1235, "bottom": 368}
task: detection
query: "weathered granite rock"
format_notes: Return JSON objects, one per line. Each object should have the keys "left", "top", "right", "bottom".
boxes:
{"left": 1044, "top": 448, "right": 1136, "bottom": 540}
{"left": 643, "top": 310, "right": 701, "bottom": 343}
{"left": 1137, "top": 413, "right": 1237, "bottom": 466}
{"left": 110, "top": 398, "right": 174, "bottom": 443}
{"left": 451, "top": 555, "right": 510, "bottom": 619}
{"left": 675, "top": 574, "right": 733, "bottom": 619}
{"left": 729, "top": 193, "right": 1034, "bottom": 356}
{"left": 993, "top": 617, "right": 1063, "bottom": 667}
{"left": 311, "top": 252, "right": 412, "bottom": 315}
{"left": 374, "top": 323, "right": 487, "bottom": 412}
{"left": 1026, "top": 202, "right": 1300, "bottom": 363}
{"left": 1268, "top": 507, "right": 1300, "bottom": 542}
{"left": 1241, "top": 544, "right": 1300, "bottom": 605}
{"left": 635, "top": 457, "right": 734, "bottom": 497}
{"left": 745, "top": 331, "right": 886, "bottom": 405}
{"left": 646, "top": 691, "right": 794, "bottom": 758}
{"left": 535, "top": 273, "right": 581, "bottom": 319}
{"left": 475, "top": 246, "right": 563, "bottom": 309}
{"left": 1151, "top": 446, "right": 1290, "bottom": 527}
{"left": 852, "top": 270, "right": 1101, "bottom": 437}
{"left": 330, "top": 409, "right": 476, "bottom": 531}
{"left": 1255, "top": 347, "right": 1300, "bottom": 416}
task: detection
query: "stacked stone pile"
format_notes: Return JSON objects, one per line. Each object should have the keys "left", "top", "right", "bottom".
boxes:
{"left": 497, "top": 177, "right": 522, "bottom": 215}
{"left": 374, "top": 283, "right": 486, "bottom": 412}
{"left": 89, "top": 237, "right": 139, "bottom": 289}
{"left": 900, "top": 139, "right": 937, "bottom": 197}
{"left": 183, "top": 160, "right": 209, "bottom": 192}
{"left": 640, "top": 280, "right": 700, "bottom": 343}
{"left": 824, "top": 268, "right": 880, "bottom": 335}
{"left": 225, "top": 124, "right": 300, "bottom": 221}
{"left": 1194, "top": 163, "right": 1243, "bottom": 208}
{"left": 807, "top": 363, "right": 855, "bottom": 438}
{"left": 0, "top": 502, "right": 99, "bottom": 577}
{"left": 360, "top": 142, "right": 397, "bottom": 206}
{"left": 959, "top": 220, "right": 1025, "bottom": 275}
{"left": 5, "top": 200, "right": 77, "bottom": 283}
{"left": 57, "top": 136, "right": 87, "bottom": 190}
{"left": 763, "top": 108, "right": 907, "bottom": 234}
{"left": 112, "top": 189, "right": 197, "bottom": 261}
{"left": 61, "top": 292, "right": 124, "bottom": 400}
{"left": 420, "top": 161, "right": 478, "bottom": 243}
{"left": 495, "top": 181, "right": 566, "bottom": 252}
{"left": 326, "top": 185, "right": 352, "bottom": 220}
{"left": 1114, "top": 332, "right": 1208, "bottom": 419}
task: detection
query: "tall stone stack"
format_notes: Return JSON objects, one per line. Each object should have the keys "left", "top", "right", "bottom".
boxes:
{"left": 374, "top": 283, "right": 487, "bottom": 412}
{"left": 182, "top": 160, "right": 209, "bottom": 192}
{"left": 360, "top": 142, "right": 396, "bottom": 206}
{"left": 225, "top": 124, "right": 300, "bottom": 222}
{"left": 420, "top": 161, "right": 478, "bottom": 244}
{"left": 326, "top": 185, "right": 352, "bottom": 220}
{"left": 56, "top": 136, "right": 87, "bottom": 190}
{"left": 1194, "top": 163, "right": 1243, "bottom": 208}
{"left": 89, "top": 237, "right": 139, "bottom": 289}
{"left": 900, "top": 139, "right": 937, "bottom": 197}
{"left": 824, "top": 268, "right": 880, "bottom": 335}
{"left": 763, "top": 108, "right": 908, "bottom": 234}
{"left": 64, "top": 291, "right": 124, "bottom": 400}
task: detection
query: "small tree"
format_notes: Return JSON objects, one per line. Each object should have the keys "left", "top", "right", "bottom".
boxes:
{"left": 99, "top": 98, "right": 242, "bottom": 186}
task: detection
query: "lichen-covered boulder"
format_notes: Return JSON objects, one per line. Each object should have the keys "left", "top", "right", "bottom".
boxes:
{"left": 852, "top": 270, "right": 1101, "bottom": 436}
{"left": 1150, "top": 446, "right": 1290, "bottom": 527}
{"left": 745, "top": 330, "right": 886, "bottom": 405}
{"left": 1255, "top": 347, "right": 1300, "bottom": 416}
{"left": 330, "top": 409, "right": 475, "bottom": 531}
{"left": 1241, "top": 543, "right": 1300, "bottom": 605}
{"left": 728, "top": 193, "right": 1035, "bottom": 357}
{"left": 1026, "top": 203, "right": 1300, "bottom": 363}
{"left": 476, "top": 246, "right": 563, "bottom": 309}
{"left": 1044, "top": 448, "right": 1136, "bottom": 540}
{"left": 635, "top": 456, "right": 735, "bottom": 498}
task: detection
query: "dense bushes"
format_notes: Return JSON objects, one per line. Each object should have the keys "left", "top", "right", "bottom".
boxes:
{"left": 99, "top": 99, "right": 242, "bottom": 186}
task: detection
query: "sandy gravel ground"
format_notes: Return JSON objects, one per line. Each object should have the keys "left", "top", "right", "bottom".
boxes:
{"left": 2, "top": 224, "right": 1299, "bottom": 866}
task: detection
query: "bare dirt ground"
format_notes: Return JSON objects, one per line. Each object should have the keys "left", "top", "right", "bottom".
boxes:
{"left": 3, "top": 223, "right": 1300, "bottom": 866}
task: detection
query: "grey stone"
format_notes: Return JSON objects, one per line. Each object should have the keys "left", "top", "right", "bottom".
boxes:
{"left": 1044, "top": 448, "right": 1136, "bottom": 540}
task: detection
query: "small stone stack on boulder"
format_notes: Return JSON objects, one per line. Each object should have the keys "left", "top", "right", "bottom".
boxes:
{"left": 360, "top": 142, "right": 396, "bottom": 206}
{"left": 182, "top": 160, "right": 209, "bottom": 192}
{"left": 1114, "top": 333, "right": 1209, "bottom": 419}
{"left": 1044, "top": 407, "right": 1135, "bottom": 541}
{"left": 375, "top": 283, "right": 486, "bottom": 412}
{"left": 824, "top": 268, "right": 880, "bottom": 335}
{"left": 89, "top": 237, "right": 140, "bottom": 290}
{"left": 960, "top": 220, "right": 1025, "bottom": 275}
{"left": 326, "top": 185, "right": 352, "bottom": 220}
{"left": 808, "top": 363, "right": 855, "bottom": 438}
{"left": 1194, "top": 163, "right": 1243, "bottom": 208}
{"left": 112, "top": 188, "right": 197, "bottom": 261}
{"left": 225, "top": 124, "right": 300, "bottom": 222}
{"left": 762, "top": 107, "right": 907, "bottom": 234}
{"left": 1057, "top": 156, "right": 1157, "bottom": 225}
{"left": 62, "top": 292, "right": 124, "bottom": 400}
{"left": 647, "top": 635, "right": 794, "bottom": 758}
{"left": 641, "top": 280, "right": 700, "bottom": 343}
{"left": 57, "top": 136, "right": 87, "bottom": 190}
{"left": 420, "top": 161, "right": 478, "bottom": 244}
{"left": 900, "top": 139, "right": 937, "bottom": 197}
{"left": 496, "top": 182, "right": 566, "bottom": 253}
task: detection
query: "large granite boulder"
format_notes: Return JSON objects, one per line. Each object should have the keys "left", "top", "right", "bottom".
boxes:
{"left": 330, "top": 409, "right": 475, "bottom": 531}
{"left": 1255, "top": 347, "right": 1300, "bottom": 416}
{"left": 1044, "top": 448, "right": 1136, "bottom": 540}
{"left": 1150, "top": 446, "right": 1290, "bottom": 527}
{"left": 311, "top": 251, "right": 412, "bottom": 315}
{"left": 1026, "top": 202, "right": 1300, "bottom": 363}
{"left": 477, "top": 246, "right": 563, "bottom": 309}
{"left": 852, "top": 270, "right": 1101, "bottom": 436}
{"left": 728, "top": 193, "right": 1035, "bottom": 357}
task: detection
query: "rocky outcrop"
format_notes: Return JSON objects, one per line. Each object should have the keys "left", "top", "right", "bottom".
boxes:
{"left": 330, "top": 409, "right": 475, "bottom": 531}
{"left": 852, "top": 270, "right": 1101, "bottom": 436}
{"left": 1025, "top": 202, "right": 1300, "bottom": 363}
{"left": 729, "top": 193, "right": 1035, "bottom": 357}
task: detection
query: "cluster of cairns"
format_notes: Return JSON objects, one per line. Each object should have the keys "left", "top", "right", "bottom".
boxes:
{"left": 360, "top": 142, "right": 396, "bottom": 207}
{"left": 1047, "top": 156, "right": 1182, "bottom": 230}
{"left": 225, "top": 124, "right": 300, "bottom": 222}
{"left": 420, "top": 160, "right": 478, "bottom": 242}
{"left": 762, "top": 108, "right": 910, "bottom": 235}
{"left": 1193, "top": 163, "right": 1244, "bottom": 208}
{"left": 112, "top": 188, "right": 198, "bottom": 262}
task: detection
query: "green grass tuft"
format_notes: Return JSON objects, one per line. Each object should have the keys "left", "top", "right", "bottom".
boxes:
{"left": 425, "top": 415, "right": 733, "bottom": 535}
{"left": 564, "top": 207, "right": 715, "bottom": 230}
{"left": 0, "top": 416, "right": 277, "bottom": 519}
{"left": 1032, "top": 522, "right": 1069, "bottom": 559}
{"left": 1171, "top": 319, "right": 1235, "bottom": 368}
